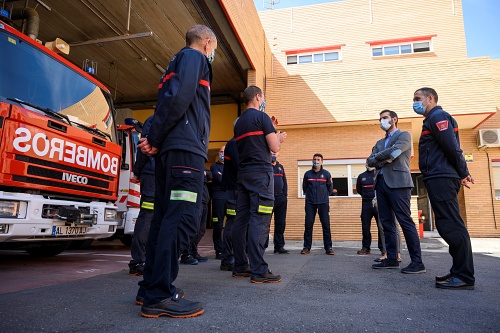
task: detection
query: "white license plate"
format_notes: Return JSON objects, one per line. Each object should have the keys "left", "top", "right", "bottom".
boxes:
{"left": 52, "top": 226, "right": 88, "bottom": 236}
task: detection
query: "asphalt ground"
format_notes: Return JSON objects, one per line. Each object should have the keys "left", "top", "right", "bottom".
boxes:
{"left": 1, "top": 237, "right": 499, "bottom": 333}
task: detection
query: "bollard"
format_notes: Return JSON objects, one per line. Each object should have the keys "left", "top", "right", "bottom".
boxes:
{"left": 417, "top": 209, "right": 424, "bottom": 238}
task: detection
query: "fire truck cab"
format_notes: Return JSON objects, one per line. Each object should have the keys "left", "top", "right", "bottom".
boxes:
{"left": 0, "top": 20, "right": 121, "bottom": 256}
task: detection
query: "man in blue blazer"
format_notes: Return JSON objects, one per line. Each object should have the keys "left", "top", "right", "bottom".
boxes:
{"left": 368, "top": 110, "right": 425, "bottom": 274}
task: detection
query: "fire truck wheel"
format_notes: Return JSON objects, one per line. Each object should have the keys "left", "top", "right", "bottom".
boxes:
{"left": 26, "top": 242, "right": 71, "bottom": 257}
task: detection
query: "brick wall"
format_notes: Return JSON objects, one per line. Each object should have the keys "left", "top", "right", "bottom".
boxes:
{"left": 259, "top": 0, "right": 500, "bottom": 240}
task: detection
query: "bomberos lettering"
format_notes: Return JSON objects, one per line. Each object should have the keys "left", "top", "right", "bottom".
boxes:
{"left": 12, "top": 128, "right": 118, "bottom": 175}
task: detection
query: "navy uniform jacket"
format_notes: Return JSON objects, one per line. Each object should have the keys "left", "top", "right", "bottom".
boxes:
{"left": 221, "top": 138, "right": 238, "bottom": 191}
{"left": 302, "top": 167, "right": 333, "bottom": 204}
{"left": 210, "top": 161, "right": 225, "bottom": 199}
{"left": 133, "top": 116, "right": 155, "bottom": 177}
{"left": 356, "top": 170, "right": 376, "bottom": 201}
{"left": 147, "top": 47, "right": 212, "bottom": 160}
{"left": 273, "top": 162, "right": 288, "bottom": 196}
{"left": 419, "top": 106, "right": 469, "bottom": 180}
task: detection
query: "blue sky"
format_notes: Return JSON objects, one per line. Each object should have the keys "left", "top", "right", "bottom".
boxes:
{"left": 253, "top": 0, "right": 500, "bottom": 59}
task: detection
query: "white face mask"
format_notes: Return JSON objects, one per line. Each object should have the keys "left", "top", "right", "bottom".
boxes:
{"left": 380, "top": 119, "right": 391, "bottom": 131}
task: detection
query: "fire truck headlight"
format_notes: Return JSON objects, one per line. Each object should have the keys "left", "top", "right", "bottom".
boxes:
{"left": 104, "top": 208, "right": 117, "bottom": 222}
{"left": 0, "top": 200, "right": 21, "bottom": 218}
{"left": 0, "top": 224, "right": 8, "bottom": 233}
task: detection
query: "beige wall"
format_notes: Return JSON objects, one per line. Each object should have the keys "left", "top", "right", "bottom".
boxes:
{"left": 259, "top": 0, "right": 500, "bottom": 239}
{"left": 220, "top": 0, "right": 272, "bottom": 90}
{"left": 260, "top": 0, "right": 494, "bottom": 127}
{"left": 261, "top": 0, "right": 467, "bottom": 78}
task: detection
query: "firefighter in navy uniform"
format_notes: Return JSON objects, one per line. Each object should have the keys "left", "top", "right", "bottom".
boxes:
{"left": 355, "top": 166, "right": 385, "bottom": 256}
{"left": 136, "top": 25, "right": 217, "bottom": 318}
{"left": 301, "top": 153, "right": 335, "bottom": 255}
{"left": 220, "top": 136, "right": 239, "bottom": 271}
{"left": 231, "top": 86, "right": 287, "bottom": 283}
{"left": 413, "top": 87, "right": 475, "bottom": 290}
{"left": 129, "top": 116, "right": 153, "bottom": 276}
{"left": 271, "top": 152, "right": 289, "bottom": 254}
{"left": 210, "top": 146, "right": 226, "bottom": 259}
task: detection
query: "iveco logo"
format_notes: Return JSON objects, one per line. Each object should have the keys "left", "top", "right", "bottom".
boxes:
{"left": 62, "top": 172, "right": 88, "bottom": 184}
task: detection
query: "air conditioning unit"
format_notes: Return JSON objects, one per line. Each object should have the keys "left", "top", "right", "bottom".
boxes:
{"left": 478, "top": 129, "right": 500, "bottom": 147}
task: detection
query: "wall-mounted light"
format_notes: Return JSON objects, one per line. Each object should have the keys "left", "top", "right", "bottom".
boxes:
{"left": 154, "top": 63, "right": 165, "bottom": 73}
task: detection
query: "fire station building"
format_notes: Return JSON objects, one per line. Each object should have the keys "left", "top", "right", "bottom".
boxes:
{"left": 134, "top": 0, "right": 500, "bottom": 241}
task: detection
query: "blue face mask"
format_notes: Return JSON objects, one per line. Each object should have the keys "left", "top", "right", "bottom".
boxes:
{"left": 205, "top": 42, "right": 215, "bottom": 63}
{"left": 218, "top": 152, "right": 224, "bottom": 161}
{"left": 271, "top": 156, "right": 277, "bottom": 163}
{"left": 259, "top": 100, "right": 266, "bottom": 112}
{"left": 413, "top": 101, "right": 426, "bottom": 115}
{"left": 206, "top": 49, "right": 215, "bottom": 64}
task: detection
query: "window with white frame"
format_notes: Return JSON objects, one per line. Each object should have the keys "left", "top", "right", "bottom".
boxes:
{"left": 298, "top": 159, "right": 366, "bottom": 197}
{"left": 287, "top": 51, "right": 340, "bottom": 65}
{"left": 372, "top": 41, "right": 431, "bottom": 57}
{"left": 492, "top": 162, "right": 500, "bottom": 199}
{"left": 298, "top": 159, "right": 422, "bottom": 198}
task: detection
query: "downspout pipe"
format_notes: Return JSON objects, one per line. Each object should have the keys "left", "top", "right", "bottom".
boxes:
{"left": 11, "top": 7, "right": 39, "bottom": 40}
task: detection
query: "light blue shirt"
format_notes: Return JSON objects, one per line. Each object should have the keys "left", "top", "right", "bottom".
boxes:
{"left": 384, "top": 128, "right": 399, "bottom": 148}
{"left": 380, "top": 129, "right": 399, "bottom": 175}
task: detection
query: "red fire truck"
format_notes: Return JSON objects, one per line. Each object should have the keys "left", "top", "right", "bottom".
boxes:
{"left": 0, "top": 17, "right": 122, "bottom": 256}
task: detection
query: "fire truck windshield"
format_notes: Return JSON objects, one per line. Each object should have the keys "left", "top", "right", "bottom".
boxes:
{"left": 0, "top": 27, "right": 116, "bottom": 142}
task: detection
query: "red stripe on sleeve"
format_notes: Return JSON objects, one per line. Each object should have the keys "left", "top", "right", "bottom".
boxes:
{"left": 162, "top": 72, "right": 175, "bottom": 82}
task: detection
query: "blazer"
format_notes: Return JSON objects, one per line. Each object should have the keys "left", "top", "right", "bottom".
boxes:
{"left": 367, "top": 130, "right": 413, "bottom": 189}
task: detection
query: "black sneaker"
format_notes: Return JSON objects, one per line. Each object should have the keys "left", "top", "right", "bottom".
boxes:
{"left": 220, "top": 262, "right": 234, "bottom": 271}
{"left": 274, "top": 248, "right": 290, "bottom": 254}
{"left": 141, "top": 293, "right": 203, "bottom": 318}
{"left": 401, "top": 261, "right": 426, "bottom": 274}
{"left": 180, "top": 255, "right": 199, "bottom": 265}
{"left": 232, "top": 267, "right": 251, "bottom": 278}
{"left": 193, "top": 253, "right": 208, "bottom": 262}
{"left": 129, "top": 263, "right": 144, "bottom": 276}
{"left": 250, "top": 270, "right": 282, "bottom": 284}
{"left": 215, "top": 253, "right": 223, "bottom": 260}
{"left": 325, "top": 248, "right": 335, "bottom": 255}
{"left": 136, "top": 288, "right": 184, "bottom": 306}
{"left": 435, "top": 276, "right": 474, "bottom": 290}
{"left": 372, "top": 258, "right": 400, "bottom": 269}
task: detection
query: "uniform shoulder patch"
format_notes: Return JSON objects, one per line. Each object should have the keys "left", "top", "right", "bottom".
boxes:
{"left": 436, "top": 120, "right": 449, "bottom": 131}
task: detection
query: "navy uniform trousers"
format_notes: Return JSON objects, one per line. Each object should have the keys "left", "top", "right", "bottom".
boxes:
{"left": 425, "top": 177, "right": 474, "bottom": 283}
{"left": 360, "top": 199, "right": 385, "bottom": 253}
{"left": 375, "top": 176, "right": 422, "bottom": 263}
{"left": 272, "top": 193, "right": 287, "bottom": 250}
{"left": 303, "top": 202, "right": 332, "bottom": 250}
{"left": 221, "top": 189, "right": 237, "bottom": 266}
{"left": 193, "top": 199, "right": 208, "bottom": 254}
{"left": 139, "top": 150, "right": 204, "bottom": 305}
{"left": 211, "top": 193, "right": 225, "bottom": 255}
{"left": 233, "top": 171, "right": 274, "bottom": 276}
{"left": 129, "top": 173, "right": 155, "bottom": 268}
